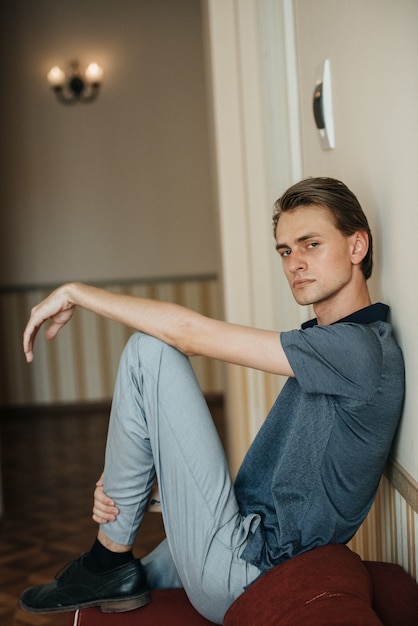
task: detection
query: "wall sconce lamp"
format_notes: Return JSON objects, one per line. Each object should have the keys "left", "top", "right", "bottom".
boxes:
{"left": 47, "top": 60, "right": 104, "bottom": 104}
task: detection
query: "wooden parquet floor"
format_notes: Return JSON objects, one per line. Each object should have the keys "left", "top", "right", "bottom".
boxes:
{"left": 0, "top": 405, "right": 171, "bottom": 626}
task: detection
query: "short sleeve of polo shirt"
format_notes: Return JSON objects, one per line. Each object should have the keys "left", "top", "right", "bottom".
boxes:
{"left": 280, "top": 322, "right": 383, "bottom": 399}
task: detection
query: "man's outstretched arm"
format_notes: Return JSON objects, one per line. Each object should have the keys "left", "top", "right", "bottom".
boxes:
{"left": 23, "top": 281, "right": 294, "bottom": 377}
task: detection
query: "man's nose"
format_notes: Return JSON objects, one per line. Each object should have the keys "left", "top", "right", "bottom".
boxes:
{"left": 289, "top": 251, "right": 306, "bottom": 273}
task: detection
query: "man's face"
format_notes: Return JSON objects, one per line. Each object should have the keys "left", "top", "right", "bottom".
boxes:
{"left": 275, "top": 205, "right": 357, "bottom": 309}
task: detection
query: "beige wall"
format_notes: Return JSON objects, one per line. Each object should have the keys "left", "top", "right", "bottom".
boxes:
{"left": 294, "top": 0, "right": 418, "bottom": 482}
{"left": 0, "top": 0, "right": 220, "bottom": 287}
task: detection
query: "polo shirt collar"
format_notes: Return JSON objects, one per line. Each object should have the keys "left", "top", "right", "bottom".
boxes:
{"left": 301, "top": 302, "right": 389, "bottom": 329}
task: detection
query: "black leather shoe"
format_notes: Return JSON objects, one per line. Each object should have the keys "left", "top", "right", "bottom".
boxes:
{"left": 20, "top": 553, "right": 150, "bottom": 614}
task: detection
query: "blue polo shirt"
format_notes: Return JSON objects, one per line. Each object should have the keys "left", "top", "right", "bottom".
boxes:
{"left": 235, "top": 303, "right": 404, "bottom": 572}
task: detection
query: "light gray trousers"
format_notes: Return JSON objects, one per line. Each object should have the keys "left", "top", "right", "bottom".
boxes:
{"left": 101, "top": 332, "right": 261, "bottom": 624}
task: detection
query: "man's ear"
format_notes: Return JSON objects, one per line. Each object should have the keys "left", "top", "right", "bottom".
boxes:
{"left": 351, "top": 230, "right": 369, "bottom": 266}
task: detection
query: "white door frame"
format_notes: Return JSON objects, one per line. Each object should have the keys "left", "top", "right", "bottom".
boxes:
{"left": 203, "top": 0, "right": 304, "bottom": 470}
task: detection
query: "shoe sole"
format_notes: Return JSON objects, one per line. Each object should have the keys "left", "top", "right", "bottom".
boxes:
{"left": 101, "top": 591, "right": 151, "bottom": 613}
{"left": 20, "top": 590, "right": 151, "bottom": 614}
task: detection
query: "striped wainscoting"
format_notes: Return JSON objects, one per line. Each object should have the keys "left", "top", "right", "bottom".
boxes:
{"left": 348, "top": 460, "right": 418, "bottom": 582}
{"left": 0, "top": 276, "right": 225, "bottom": 406}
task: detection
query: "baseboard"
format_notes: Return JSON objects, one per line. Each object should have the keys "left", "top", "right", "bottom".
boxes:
{"left": 0, "top": 400, "right": 112, "bottom": 418}
{"left": 0, "top": 393, "right": 224, "bottom": 419}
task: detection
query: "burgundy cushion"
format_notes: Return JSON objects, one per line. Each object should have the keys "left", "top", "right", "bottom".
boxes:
{"left": 364, "top": 561, "right": 418, "bottom": 626}
{"left": 68, "top": 548, "right": 418, "bottom": 626}
{"left": 68, "top": 589, "right": 216, "bottom": 625}
{"left": 224, "top": 544, "right": 382, "bottom": 625}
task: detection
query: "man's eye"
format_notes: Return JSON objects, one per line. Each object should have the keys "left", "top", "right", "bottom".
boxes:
{"left": 280, "top": 249, "right": 291, "bottom": 257}
{"left": 307, "top": 242, "right": 319, "bottom": 249}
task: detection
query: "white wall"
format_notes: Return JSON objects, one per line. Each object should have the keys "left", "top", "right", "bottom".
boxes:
{"left": 0, "top": 0, "right": 219, "bottom": 287}
{"left": 294, "top": 0, "right": 418, "bottom": 480}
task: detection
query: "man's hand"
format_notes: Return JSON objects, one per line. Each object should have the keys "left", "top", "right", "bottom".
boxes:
{"left": 23, "top": 284, "right": 75, "bottom": 363}
{"left": 92, "top": 473, "right": 119, "bottom": 524}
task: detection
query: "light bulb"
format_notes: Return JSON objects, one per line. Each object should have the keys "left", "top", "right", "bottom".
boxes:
{"left": 47, "top": 66, "right": 66, "bottom": 87}
{"left": 85, "top": 63, "right": 104, "bottom": 84}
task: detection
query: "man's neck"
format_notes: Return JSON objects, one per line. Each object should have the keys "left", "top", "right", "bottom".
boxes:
{"left": 314, "top": 285, "right": 372, "bottom": 326}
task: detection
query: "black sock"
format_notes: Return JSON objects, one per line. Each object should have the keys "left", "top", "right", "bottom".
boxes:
{"left": 84, "top": 538, "right": 134, "bottom": 573}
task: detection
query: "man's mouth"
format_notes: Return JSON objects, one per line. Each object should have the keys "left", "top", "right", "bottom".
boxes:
{"left": 293, "top": 277, "right": 314, "bottom": 289}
